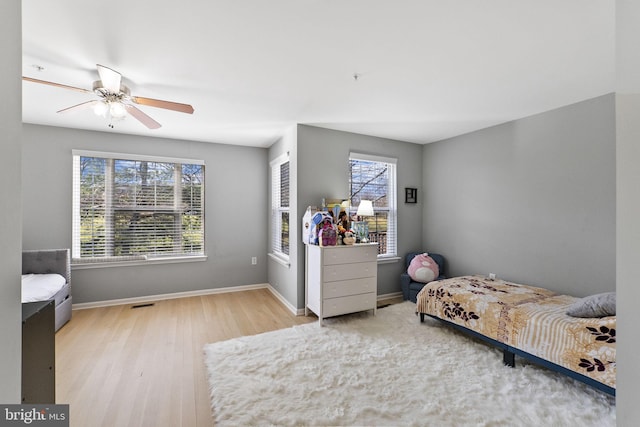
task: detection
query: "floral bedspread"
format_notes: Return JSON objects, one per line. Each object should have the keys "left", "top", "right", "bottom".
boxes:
{"left": 416, "top": 275, "right": 616, "bottom": 389}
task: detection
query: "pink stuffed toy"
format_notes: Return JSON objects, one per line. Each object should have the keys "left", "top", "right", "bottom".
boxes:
{"left": 408, "top": 253, "right": 439, "bottom": 283}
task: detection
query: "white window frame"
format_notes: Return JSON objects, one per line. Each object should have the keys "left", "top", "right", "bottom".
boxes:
{"left": 72, "top": 150, "right": 206, "bottom": 268}
{"left": 349, "top": 152, "right": 397, "bottom": 259}
{"left": 270, "top": 153, "right": 290, "bottom": 263}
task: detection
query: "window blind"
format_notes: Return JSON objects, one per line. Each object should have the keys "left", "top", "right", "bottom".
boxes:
{"left": 72, "top": 152, "right": 205, "bottom": 263}
{"left": 271, "top": 154, "right": 290, "bottom": 258}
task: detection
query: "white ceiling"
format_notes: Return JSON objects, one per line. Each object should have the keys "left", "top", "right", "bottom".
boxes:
{"left": 21, "top": 0, "right": 615, "bottom": 148}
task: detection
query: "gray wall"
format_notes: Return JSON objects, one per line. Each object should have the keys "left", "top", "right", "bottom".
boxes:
{"left": 267, "top": 126, "right": 299, "bottom": 309}
{"left": 0, "top": 0, "right": 22, "bottom": 403}
{"left": 422, "top": 94, "right": 615, "bottom": 297}
{"left": 22, "top": 124, "right": 269, "bottom": 304}
{"left": 296, "top": 125, "right": 424, "bottom": 307}
{"left": 615, "top": 0, "right": 640, "bottom": 421}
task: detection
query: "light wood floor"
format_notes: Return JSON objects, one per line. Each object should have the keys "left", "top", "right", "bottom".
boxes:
{"left": 55, "top": 288, "right": 317, "bottom": 427}
{"left": 55, "top": 289, "right": 402, "bottom": 427}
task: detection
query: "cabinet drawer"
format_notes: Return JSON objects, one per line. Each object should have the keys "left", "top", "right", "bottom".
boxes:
{"left": 322, "top": 293, "right": 377, "bottom": 318}
{"left": 323, "top": 261, "right": 376, "bottom": 282}
{"left": 323, "top": 245, "right": 377, "bottom": 265}
{"left": 324, "top": 277, "right": 376, "bottom": 299}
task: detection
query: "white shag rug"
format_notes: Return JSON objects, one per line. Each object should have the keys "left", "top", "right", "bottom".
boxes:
{"left": 204, "top": 302, "right": 615, "bottom": 426}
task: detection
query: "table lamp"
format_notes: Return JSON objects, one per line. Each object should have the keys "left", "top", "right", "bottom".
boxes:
{"left": 355, "top": 200, "right": 373, "bottom": 243}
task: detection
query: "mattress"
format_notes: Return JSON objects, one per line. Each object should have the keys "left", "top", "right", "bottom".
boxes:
{"left": 416, "top": 275, "right": 616, "bottom": 390}
{"left": 416, "top": 275, "right": 557, "bottom": 343}
{"left": 21, "top": 273, "right": 67, "bottom": 304}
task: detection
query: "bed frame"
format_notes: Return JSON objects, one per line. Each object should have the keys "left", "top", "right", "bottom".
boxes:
{"left": 420, "top": 313, "right": 615, "bottom": 396}
{"left": 22, "top": 249, "right": 72, "bottom": 332}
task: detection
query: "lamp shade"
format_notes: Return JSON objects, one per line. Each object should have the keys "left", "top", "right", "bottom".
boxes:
{"left": 356, "top": 200, "right": 374, "bottom": 216}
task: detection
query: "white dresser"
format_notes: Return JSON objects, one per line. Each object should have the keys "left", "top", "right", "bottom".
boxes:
{"left": 305, "top": 243, "right": 378, "bottom": 325}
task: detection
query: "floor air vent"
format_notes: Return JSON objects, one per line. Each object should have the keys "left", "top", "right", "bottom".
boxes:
{"left": 131, "top": 303, "right": 155, "bottom": 309}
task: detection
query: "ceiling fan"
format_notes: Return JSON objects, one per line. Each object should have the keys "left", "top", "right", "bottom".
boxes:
{"left": 23, "top": 64, "right": 194, "bottom": 129}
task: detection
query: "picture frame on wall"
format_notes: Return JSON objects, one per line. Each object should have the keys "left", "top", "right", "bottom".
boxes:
{"left": 405, "top": 187, "right": 417, "bottom": 204}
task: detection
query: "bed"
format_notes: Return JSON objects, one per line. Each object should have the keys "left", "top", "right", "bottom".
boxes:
{"left": 416, "top": 275, "right": 615, "bottom": 396}
{"left": 22, "top": 249, "right": 72, "bottom": 332}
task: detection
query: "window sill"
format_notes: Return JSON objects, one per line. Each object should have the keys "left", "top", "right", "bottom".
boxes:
{"left": 71, "top": 255, "right": 208, "bottom": 270}
{"left": 268, "top": 253, "right": 290, "bottom": 268}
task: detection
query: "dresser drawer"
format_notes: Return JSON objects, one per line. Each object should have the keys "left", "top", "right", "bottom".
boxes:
{"left": 322, "top": 245, "right": 378, "bottom": 265}
{"left": 322, "top": 293, "right": 377, "bottom": 318}
{"left": 324, "top": 277, "right": 376, "bottom": 299}
{"left": 323, "top": 261, "right": 377, "bottom": 282}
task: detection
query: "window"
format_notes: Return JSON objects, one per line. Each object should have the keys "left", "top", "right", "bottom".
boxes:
{"left": 72, "top": 151, "right": 205, "bottom": 264}
{"left": 271, "top": 153, "right": 290, "bottom": 259}
{"left": 349, "top": 152, "right": 397, "bottom": 257}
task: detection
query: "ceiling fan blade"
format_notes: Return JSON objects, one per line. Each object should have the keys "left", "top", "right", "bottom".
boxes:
{"left": 131, "top": 96, "right": 194, "bottom": 114}
{"left": 124, "top": 104, "right": 162, "bottom": 129}
{"left": 22, "top": 76, "right": 91, "bottom": 94}
{"left": 57, "top": 100, "right": 101, "bottom": 114}
{"left": 97, "top": 64, "right": 122, "bottom": 93}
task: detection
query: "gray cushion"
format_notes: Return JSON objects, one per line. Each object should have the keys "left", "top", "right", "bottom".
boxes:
{"left": 566, "top": 292, "right": 616, "bottom": 318}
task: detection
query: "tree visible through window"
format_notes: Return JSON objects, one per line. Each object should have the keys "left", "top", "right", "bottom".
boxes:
{"left": 72, "top": 152, "right": 205, "bottom": 262}
{"left": 349, "top": 153, "right": 397, "bottom": 257}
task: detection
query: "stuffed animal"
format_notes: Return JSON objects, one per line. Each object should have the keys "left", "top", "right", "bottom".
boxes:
{"left": 342, "top": 231, "right": 356, "bottom": 245}
{"left": 408, "top": 253, "right": 439, "bottom": 283}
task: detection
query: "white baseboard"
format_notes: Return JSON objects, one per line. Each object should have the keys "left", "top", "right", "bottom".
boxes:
{"left": 378, "top": 291, "right": 403, "bottom": 301}
{"left": 72, "top": 283, "right": 270, "bottom": 310}
{"left": 265, "top": 285, "right": 301, "bottom": 316}
{"left": 72, "top": 286, "right": 404, "bottom": 313}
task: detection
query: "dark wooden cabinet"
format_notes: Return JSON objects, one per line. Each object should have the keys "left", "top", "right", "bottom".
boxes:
{"left": 22, "top": 300, "right": 55, "bottom": 403}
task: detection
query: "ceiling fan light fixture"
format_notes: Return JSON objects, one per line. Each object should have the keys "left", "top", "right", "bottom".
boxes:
{"left": 109, "top": 101, "right": 127, "bottom": 119}
{"left": 93, "top": 100, "right": 108, "bottom": 117}
{"left": 24, "top": 64, "right": 193, "bottom": 130}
